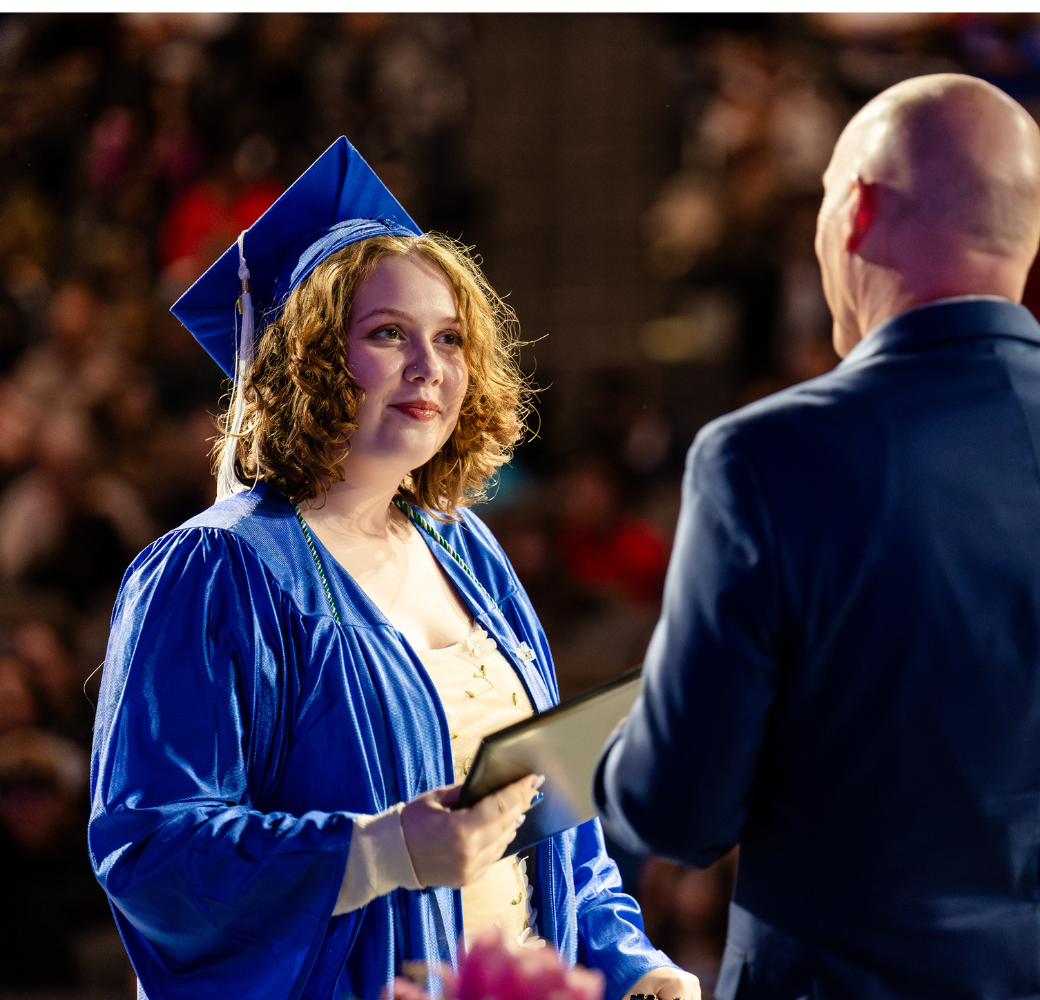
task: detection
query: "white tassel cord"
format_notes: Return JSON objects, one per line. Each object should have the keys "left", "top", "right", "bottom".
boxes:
{"left": 216, "top": 232, "right": 255, "bottom": 502}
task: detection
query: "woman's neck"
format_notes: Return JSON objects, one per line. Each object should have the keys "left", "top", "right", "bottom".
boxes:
{"left": 295, "top": 458, "right": 476, "bottom": 650}
{"left": 299, "top": 462, "right": 405, "bottom": 540}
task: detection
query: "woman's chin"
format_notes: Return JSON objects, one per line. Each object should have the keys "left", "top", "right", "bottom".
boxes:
{"left": 346, "top": 436, "right": 446, "bottom": 480}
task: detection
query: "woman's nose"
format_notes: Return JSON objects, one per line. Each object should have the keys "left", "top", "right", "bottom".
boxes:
{"left": 405, "top": 343, "right": 442, "bottom": 383}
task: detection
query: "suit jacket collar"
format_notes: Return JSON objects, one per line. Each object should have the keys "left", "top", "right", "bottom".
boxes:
{"left": 840, "top": 295, "right": 1040, "bottom": 367}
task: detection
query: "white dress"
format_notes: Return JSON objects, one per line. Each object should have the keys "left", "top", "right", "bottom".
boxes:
{"left": 415, "top": 624, "right": 545, "bottom": 950}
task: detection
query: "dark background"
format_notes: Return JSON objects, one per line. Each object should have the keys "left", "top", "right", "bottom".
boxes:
{"left": 2, "top": 12, "right": 1040, "bottom": 999}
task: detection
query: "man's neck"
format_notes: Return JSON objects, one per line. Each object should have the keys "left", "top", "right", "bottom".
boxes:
{"left": 846, "top": 256, "right": 1029, "bottom": 354}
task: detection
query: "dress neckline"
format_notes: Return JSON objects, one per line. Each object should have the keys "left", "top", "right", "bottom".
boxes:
{"left": 414, "top": 621, "right": 491, "bottom": 657}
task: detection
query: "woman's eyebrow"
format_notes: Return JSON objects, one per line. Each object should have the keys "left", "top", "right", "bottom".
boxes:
{"left": 354, "top": 306, "right": 414, "bottom": 324}
{"left": 353, "top": 306, "right": 461, "bottom": 326}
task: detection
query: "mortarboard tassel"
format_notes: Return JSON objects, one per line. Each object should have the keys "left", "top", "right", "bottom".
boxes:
{"left": 216, "top": 232, "right": 256, "bottom": 502}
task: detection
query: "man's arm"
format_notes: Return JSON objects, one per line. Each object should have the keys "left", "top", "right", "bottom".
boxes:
{"left": 595, "top": 421, "right": 784, "bottom": 866}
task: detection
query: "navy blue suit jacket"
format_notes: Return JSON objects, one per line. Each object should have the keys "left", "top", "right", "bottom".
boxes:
{"left": 596, "top": 298, "right": 1040, "bottom": 999}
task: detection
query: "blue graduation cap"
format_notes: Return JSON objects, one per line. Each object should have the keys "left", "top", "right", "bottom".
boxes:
{"left": 170, "top": 136, "right": 421, "bottom": 500}
{"left": 171, "top": 136, "right": 421, "bottom": 379}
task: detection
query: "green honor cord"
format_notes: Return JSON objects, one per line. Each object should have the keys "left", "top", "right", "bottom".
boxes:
{"left": 293, "top": 500, "right": 492, "bottom": 624}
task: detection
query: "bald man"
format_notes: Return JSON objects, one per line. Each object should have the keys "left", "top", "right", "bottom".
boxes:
{"left": 595, "top": 74, "right": 1040, "bottom": 999}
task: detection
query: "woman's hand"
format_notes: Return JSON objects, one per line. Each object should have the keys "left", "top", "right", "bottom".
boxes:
{"left": 401, "top": 774, "right": 543, "bottom": 889}
{"left": 625, "top": 966, "right": 701, "bottom": 1000}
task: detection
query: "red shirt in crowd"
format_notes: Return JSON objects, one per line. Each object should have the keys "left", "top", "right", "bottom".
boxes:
{"left": 557, "top": 518, "right": 670, "bottom": 607}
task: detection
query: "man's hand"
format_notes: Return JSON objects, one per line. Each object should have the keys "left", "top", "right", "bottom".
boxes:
{"left": 625, "top": 966, "right": 701, "bottom": 1000}
{"left": 401, "top": 774, "right": 543, "bottom": 888}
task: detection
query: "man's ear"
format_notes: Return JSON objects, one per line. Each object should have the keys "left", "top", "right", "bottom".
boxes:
{"left": 846, "top": 175, "right": 878, "bottom": 254}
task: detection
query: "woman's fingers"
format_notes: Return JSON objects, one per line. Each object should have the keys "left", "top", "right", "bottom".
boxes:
{"left": 430, "top": 782, "right": 464, "bottom": 808}
{"left": 467, "top": 773, "right": 543, "bottom": 842}
{"left": 445, "top": 775, "right": 542, "bottom": 882}
{"left": 463, "top": 781, "right": 528, "bottom": 848}
{"left": 401, "top": 775, "right": 546, "bottom": 888}
{"left": 464, "top": 809, "right": 533, "bottom": 882}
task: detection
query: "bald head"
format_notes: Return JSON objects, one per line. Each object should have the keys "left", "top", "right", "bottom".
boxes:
{"left": 844, "top": 74, "right": 1040, "bottom": 253}
{"left": 817, "top": 74, "right": 1040, "bottom": 355}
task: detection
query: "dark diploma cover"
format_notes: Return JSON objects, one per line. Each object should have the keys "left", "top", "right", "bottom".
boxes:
{"left": 456, "top": 667, "right": 642, "bottom": 854}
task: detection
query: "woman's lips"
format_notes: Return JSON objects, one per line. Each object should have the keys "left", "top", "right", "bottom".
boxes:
{"left": 390, "top": 401, "right": 440, "bottom": 422}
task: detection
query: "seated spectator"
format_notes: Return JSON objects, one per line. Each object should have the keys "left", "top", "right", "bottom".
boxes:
{"left": 14, "top": 281, "right": 124, "bottom": 415}
{"left": 0, "top": 379, "right": 39, "bottom": 490}
{"left": 0, "top": 727, "right": 114, "bottom": 988}
{"left": 0, "top": 652, "right": 40, "bottom": 735}
{"left": 0, "top": 405, "right": 154, "bottom": 607}
{"left": 637, "top": 852, "right": 737, "bottom": 1000}
{"left": 541, "top": 457, "right": 673, "bottom": 696}
{"left": 158, "top": 133, "right": 284, "bottom": 294}
{"left": 556, "top": 456, "right": 670, "bottom": 607}
{"left": 14, "top": 618, "right": 92, "bottom": 745}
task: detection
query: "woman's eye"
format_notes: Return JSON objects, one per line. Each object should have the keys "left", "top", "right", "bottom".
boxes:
{"left": 372, "top": 326, "right": 401, "bottom": 340}
{"left": 440, "top": 332, "right": 463, "bottom": 346}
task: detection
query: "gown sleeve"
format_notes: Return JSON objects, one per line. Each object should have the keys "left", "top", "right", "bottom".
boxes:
{"left": 569, "top": 819, "right": 675, "bottom": 1000}
{"left": 88, "top": 527, "right": 358, "bottom": 1000}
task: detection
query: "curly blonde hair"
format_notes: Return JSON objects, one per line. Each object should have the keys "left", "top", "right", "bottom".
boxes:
{"left": 214, "top": 233, "right": 530, "bottom": 515}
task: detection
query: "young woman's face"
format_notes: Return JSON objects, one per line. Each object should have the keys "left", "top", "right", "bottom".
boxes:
{"left": 344, "top": 253, "right": 469, "bottom": 478}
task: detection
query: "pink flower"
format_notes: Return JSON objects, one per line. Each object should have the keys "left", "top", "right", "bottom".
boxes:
{"left": 380, "top": 929, "right": 604, "bottom": 1000}
{"left": 454, "top": 928, "right": 604, "bottom": 1000}
{"left": 382, "top": 931, "right": 607, "bottom": 997}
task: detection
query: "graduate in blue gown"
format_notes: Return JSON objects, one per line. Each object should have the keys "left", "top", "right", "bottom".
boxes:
{"left": 88, "top": 138, "right": 695, "bottom": 1000}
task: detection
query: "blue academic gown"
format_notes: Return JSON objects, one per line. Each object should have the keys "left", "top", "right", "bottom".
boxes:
{"left": 596, "top": 298, "right": 1040, "bottom": 999}
{"left": 89, "top": 484, "right": 671, "bottom": 1000}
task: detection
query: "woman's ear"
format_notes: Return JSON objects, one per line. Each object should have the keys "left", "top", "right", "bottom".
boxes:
{"left": 846, "top": 175, "right": 879, "bottom": 254}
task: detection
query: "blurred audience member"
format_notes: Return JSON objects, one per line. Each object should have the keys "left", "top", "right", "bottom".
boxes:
{"left": 0, "top": 379, "right": 37, "bottom": 487}
{"left": 557, "top": 457, "right": 669, "bottom": 608}
{"left": 158, "top": 134, "right": 283, "bottom": 294}
{"left": 0, "top": 405, "right": 154, "bottom": 606}
{"left": 495, "top": 456, "right": 674, "bottom": 699}
{"left": 14, "top": 618, "right": 93, "bottom": 744}
{"left": 0, "top": 727, "right": 118, "bottom": 989}
{"left": 638, "top": 852, "right": 738, "bottom": 1000}
{"left": 0, "top": 652, "right": 40, "bottom": 734}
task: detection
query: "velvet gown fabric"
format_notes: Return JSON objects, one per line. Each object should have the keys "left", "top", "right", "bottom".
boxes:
{"left": 596, "top": 298, "right": 1040, "bottom": 999}
{"left": 89, "top": 486, "right": 669, "bottom": 1000}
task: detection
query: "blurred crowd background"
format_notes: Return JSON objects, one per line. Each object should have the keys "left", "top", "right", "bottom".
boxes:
{"left": 3, "top": 12, "right": 1040, "bottom": 999}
